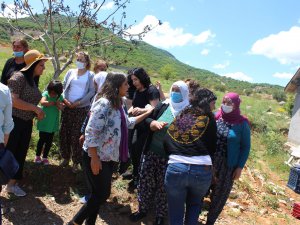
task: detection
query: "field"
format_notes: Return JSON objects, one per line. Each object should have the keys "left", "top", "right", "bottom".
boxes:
{"left": 0, "top": 44, "right": 299, "bottom": 225}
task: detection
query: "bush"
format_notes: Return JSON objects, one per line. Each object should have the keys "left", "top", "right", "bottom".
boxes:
{"left": 263, "top": 131, "right": 284, "bottom": 155}
{"left": 272, "top": 91, "right": 286, "bottom": 102}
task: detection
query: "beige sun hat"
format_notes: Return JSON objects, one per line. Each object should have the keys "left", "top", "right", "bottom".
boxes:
{"left": 20, "top": 49, "right": 52, "bottom": 71}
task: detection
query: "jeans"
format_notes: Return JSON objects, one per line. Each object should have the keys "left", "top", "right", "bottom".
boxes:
{"left": 164, "top": 163, "right": 212, "bottom": 225}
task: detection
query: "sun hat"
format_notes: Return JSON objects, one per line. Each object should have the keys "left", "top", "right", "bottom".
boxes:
{"left": 20, "top": 50, "right": 52, "bottom": 71}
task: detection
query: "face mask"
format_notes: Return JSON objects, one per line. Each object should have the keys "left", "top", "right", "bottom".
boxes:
{"left": 13, "top": 51, "right": 24, "bottom": 57}
{"left": 76, "top": 61, "right": 86, "bottom": 69}
{"left": 221, "top": 104, "right": 233, "bottom": 113}
{"left": 171, "top": 92, "right": 183, "bottom": 103}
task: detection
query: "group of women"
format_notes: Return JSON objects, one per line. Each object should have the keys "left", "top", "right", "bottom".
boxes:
{"left": 3, "top": 46, "right": 251, "bottom": 225}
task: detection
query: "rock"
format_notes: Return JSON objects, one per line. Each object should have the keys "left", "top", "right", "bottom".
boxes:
{"left": 278, "top": 199, "right": 287, "bottom": 205}
{"left": 228, "top": 208, "right": 241, "bottom": 217}
{"left": 290, "top": 198, "right": 295, "bottom": 202}
{"left": 239, "top": 206, "right": 246, "bottom": 212}
{"left": 10, "top": 207, "right": 15, "bottom": 213}
{"left": 229, "top": 191, "right": 239, "bottom": 199}
{"left": 279, "top": 101, "right": 285, "bottom": 106}
{"left": 227, "top": 201, "right": 240, "bottom": 208}
{"left": 59, "top": 55, "right": 67, "bottom": 62}
{"left": 246, "top": 105, "right": 252, "bottom": 109}
{"left": 260, "top": 209, "right": 268, "bottom": 215}
{"left": 23, "top": 210, "right": 29, "bottom": 214}
{"left": 271, "top": 213, "right": 277, "bottom": 217}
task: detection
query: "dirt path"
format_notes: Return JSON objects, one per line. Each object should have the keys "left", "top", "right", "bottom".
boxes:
{"left": 1, "top": 159, "right": 300, "bottom": 225}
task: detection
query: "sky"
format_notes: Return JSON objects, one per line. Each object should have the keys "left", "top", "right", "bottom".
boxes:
{"left": 2, "top": 0, "right": 300, "bottom": 86}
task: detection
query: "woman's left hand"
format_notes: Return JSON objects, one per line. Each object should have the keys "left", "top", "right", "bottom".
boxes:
{"left": 232, "top": 167, "right": 242, "bottom": 180}
{"left": 131, "top": 107, "right": 142, "bottom": 116}
{"left": 91, "top": 156, "right": 102, "bottom": 175}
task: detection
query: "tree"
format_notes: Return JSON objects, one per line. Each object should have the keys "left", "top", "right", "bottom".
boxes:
{"left": 1, "top": 0, "right": 160, "bottom": 79}
{"left": 159, "top": 64, "right": 177, "bottom": 80}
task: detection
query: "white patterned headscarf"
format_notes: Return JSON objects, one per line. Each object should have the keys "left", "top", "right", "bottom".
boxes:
{"left": 169, "top": 80, "right": 189, "bottom": 117}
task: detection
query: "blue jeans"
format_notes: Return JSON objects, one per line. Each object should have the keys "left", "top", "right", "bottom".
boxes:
{"left": 164, "top": 163, "right": 212, "bottom": 225}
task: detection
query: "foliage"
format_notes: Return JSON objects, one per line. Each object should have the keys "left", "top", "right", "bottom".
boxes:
{"left": 272, "top": 90, "right": 286, "bottom": 102}
{"left": 159, "top": 64, "right": 177, "bottom": 80}
{"left": 0, "top": 0, "right": 160, "bottom": 78}
{"left": 284, "top": 94, "right": 295, "bottom": 116}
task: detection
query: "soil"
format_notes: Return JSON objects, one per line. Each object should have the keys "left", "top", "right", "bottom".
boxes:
{"left": 1, "top": 158, "right": 300, "bottom": 225}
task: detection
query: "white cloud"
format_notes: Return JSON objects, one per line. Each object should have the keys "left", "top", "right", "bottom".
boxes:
{"left": 272, "top": 72, "right": 293, "bottom": 79}
{"left": 225, "top": 51, "right": 232, "bottom": 57}
{"left": 170, "top": 6, "right": 175, "bottom": 11}
{"left": 0, "top": 3, "right": 29, "bottom": 18}
{"left": 201, "top": 49, "right": 209, "bottom": 55}
{"left": 213, "top": 61, "right": 230, "bottom": 69}
{"left": 127, "top": 15, "right": 215, "bottom": 48}
{"left": 222, "top": 72, "right": 253, "bottom": 82}
{"left": 102, "top": 2, "right": 114, "bottom": 10}
{"left": 250, "top": 26, "right": 300, "bottom": 64}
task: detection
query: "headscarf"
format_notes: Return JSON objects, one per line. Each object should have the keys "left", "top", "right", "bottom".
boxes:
{"left": 93, "top": 71, "right": 108, "bottom": 93}
{"left": 168, "top": 80, "right": 189, "bottom": 117}
{"left": 215, "top": 92, "right": 249, "bottom": 125}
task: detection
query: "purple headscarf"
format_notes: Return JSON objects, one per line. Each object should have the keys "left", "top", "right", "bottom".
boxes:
{"left": 215, "top": 92, "right": 249, "bottom": 125}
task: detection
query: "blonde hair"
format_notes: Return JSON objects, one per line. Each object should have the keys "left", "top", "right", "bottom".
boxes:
{"left": 93, "top": 59, "right": 108, "bottom": 73}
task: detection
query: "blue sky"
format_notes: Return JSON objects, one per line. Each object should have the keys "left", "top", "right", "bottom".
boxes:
{"left": 2, "top": 0, "right": 300, "bottom": 86}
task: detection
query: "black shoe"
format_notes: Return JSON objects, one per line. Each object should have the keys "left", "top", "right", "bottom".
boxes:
{"left": 154, "top": 217, "right": 164, "bottom": 225}
{"left": 129, "top": 211, "right": 147, "bottom": 222}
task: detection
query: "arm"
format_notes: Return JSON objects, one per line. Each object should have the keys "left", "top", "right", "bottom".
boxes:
{"left": 1, "top": 59, "right": 11, "bottom": 84}
{"left": 232, "top": 122, "right": 251, "bottom": 180}
{"left": 88, "top": 147, "right": 102, "bottom": 175}
{"left": 156, "top": 81, "right": 166, "bottom": 101}
{"left": 11, "top": 93, "right": 44, "bottom": 120}
{"left": 40, "top": 96, "right": 55, "bottom": 107}
{"left": 237, "top": 122, "right": 251, "bottom": 168}
{"left": 3, "top": 90, "right": 14, "bottom": 146}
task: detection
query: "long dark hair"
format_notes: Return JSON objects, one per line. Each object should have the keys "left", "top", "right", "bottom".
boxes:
{"left": 98, "top": 72, "right": 126, "bottom": 109}
{"left": 132, "top": 67, "right": 151, "bottom": 88}
{"left": 189, "top": 87, "right": 217, "bottom": 118}
{"left": 22, "top": 60, "right": 41, "bottom": 87}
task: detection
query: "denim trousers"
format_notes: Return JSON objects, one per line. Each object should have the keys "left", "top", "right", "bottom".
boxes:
{"left": 164, "top": 163, "right": 212, "bottom": 225}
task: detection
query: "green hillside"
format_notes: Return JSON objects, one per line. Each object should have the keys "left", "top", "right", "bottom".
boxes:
{"left": 0, "top": 16, "right": 284, "bottom": 96}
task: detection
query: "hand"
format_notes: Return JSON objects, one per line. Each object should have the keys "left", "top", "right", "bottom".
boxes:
{"left": 56, "top": 102, "right": 65, "bottom": 110}
{"left": 79, "top": 135, "right": 85, "bottom": 147}
{"left": 90, "top": 156, "right": 102, "bottom": 175}
{"left": 156, "top": 81, "right": 162, "bottom": 90}
{"left": 131, "top": 107, "right": 142, "bottom": 116}
{"left": 34, "top": 107, "right": 45, "bottom": 120}
{"left": 150, "top": 121, "right": 168, "bottom": 131}
{"left": 232, "top": 167, "right": 242, "bottom": 180}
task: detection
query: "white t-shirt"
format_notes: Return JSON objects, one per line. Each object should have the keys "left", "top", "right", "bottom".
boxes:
{"left": 168, "top": 154, "right": 212, "bottom": 165}
{"left": 68, "top": 71, "right": 89, "bottom": 102}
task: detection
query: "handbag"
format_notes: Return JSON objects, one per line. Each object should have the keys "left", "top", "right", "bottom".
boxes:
{"left": 0, "top": 144, "right": 19, "bottom": 185}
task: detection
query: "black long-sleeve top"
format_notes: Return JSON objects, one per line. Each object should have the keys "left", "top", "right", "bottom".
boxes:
{"left": 163, "top": 107, "right": 217, "bottom": 159}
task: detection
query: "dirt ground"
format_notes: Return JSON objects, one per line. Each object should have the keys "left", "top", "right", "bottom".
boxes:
{"left": 1, "top": 159, "right": 300, "bottom": 225}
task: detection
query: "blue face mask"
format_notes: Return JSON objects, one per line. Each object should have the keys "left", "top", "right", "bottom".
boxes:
{"left": 171, "top": 92, "right": 183, "bottom": 103}
{"left": 13, "top": 51, "right": 24, "bottom": 58}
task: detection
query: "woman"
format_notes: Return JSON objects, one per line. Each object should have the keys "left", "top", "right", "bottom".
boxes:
{"left": 164, "top": 87, "right": 217, "bottom": 225}
{"left": 59, "top": 52, "right": 95, "bottom": 173}
{"left": 206, "top": 93, "right": 251, "bottom": 225}
{"left": 129, "top": 81, "right": 189, "bottom": 225}
{"left": 5, "top": 49, "right": 49, "bottom": 197}
{"left": 68, "top": 73, "right": 153, "bottom": 225}
{"left": 127, "top": 68, "right": 160, "bottom": 185}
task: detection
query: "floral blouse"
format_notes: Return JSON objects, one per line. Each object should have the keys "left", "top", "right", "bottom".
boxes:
{"left": 83, "top": 97, "right": 136, "bottom": 162}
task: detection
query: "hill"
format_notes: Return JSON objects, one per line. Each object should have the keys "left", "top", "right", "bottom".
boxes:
{"left": 0, "top": 16, "right": 284, "bottom": 97}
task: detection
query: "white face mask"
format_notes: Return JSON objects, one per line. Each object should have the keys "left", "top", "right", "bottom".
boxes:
{"left": 76, "top": 61, "right": 86, "bottom": 70}
{"left": 221, "top": 104, "right": 233, "bottom": 113}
